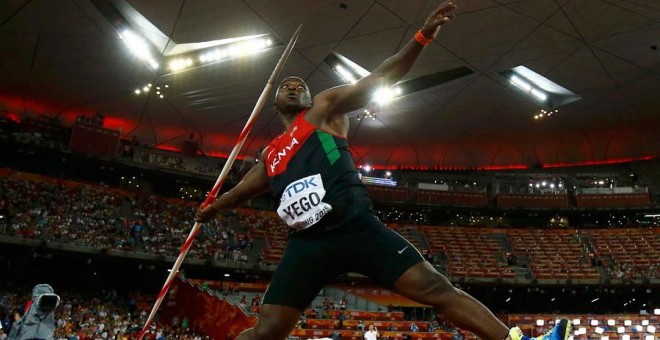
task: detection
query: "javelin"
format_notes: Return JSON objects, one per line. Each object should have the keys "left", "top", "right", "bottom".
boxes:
{"left": 137, "top": 25, "right": 302, "bottom": 340}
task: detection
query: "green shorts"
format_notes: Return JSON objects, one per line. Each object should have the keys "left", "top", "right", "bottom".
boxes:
{"left": 262, "top": 211, "right": 425, "bottom": 311}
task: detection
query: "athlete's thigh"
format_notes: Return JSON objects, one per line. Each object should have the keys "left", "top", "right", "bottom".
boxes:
{"left": 351, "top": 213, "right": 425, "bottom": 288}
{"left": 262, "top": 233, "right": 336, "bottom": 312}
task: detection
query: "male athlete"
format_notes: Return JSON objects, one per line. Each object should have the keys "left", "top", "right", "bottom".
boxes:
{"left": 197, "top": 2, "right": 571, "bottom": 340}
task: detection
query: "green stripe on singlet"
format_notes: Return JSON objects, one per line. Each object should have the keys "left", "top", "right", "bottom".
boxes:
{"left": 316, "top": 130, "right": 340, "bottom": 165}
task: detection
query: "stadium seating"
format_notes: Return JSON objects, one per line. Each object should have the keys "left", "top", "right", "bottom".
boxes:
{"left": 2, "top": 168, "right": 658, "bottom": 282}
{"left": 420, "top": 226, "right": 515, "bottom": 279}
{"left": 585, "top": 228, "right": 659, "bottom": 279}
{"left": 506, "top": 229, "right": 600, "bottom": 280}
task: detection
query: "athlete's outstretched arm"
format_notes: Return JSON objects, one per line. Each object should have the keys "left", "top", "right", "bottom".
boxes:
{"left": 314, "top": 1, "right": 456, "bottom": 116}
{"left": 196, "top": 160, "right": 269, "bottom": 222}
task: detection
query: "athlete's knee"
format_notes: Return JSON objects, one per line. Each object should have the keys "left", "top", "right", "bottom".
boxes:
{"left": 250, "top": 308, "right": 297, "bottom": 340}
{"left": 236, "top": 328, "right": 253, "bottom": 340}
{"left": 396, "top": 263, "right": 460, "bottom": 308}
{"left": 252, "top": 321, "right": 291, "bottom": 340}
{"left": 251, "top": 323, "right": 287, "bottom": 340}
{"left": 414, "top": 271, "right": 462, "bottom": 309}
{"left": 251, "top": 326, "right": 277, "bottom": 340}
{"left": 424, "top": 272, "right": 457, "bottom": 299}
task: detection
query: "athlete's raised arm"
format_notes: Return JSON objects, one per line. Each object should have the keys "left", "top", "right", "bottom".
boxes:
{"left": 311, "top": 1, "right": 456, "bottom": 118}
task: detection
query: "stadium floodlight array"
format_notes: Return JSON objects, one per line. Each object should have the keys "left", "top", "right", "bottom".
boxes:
{"left": 325, "top": 52, "right": 403, "bottom": 106}
{"left": 197, "top": 37, "right": 274, "bottom": 66}
{"left": 499, "top": 65, "right": 581, "bottom": 111}
{"left": 120, "top": 29, "right": 159, "bottom": 70}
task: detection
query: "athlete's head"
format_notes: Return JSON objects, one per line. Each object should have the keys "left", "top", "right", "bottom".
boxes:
{"left": 274, "top": 76, "right": 312, "bottom": 115}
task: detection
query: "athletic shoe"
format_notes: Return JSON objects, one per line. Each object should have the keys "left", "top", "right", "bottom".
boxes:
{"left": 509, "top": 319, "right": 571, "bottom": 340}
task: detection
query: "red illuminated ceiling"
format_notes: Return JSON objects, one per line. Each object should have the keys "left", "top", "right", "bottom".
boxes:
{"left": 1, "top": 0, "right": 659, "bottom": 168}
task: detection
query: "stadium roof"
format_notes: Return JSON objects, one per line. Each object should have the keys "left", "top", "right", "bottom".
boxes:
{"left": 1, "top": 0, "right": 659, "bottom": 169}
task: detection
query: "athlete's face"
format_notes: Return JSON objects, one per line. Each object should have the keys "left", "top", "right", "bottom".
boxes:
{"left": 274, "top": 76, "right": 312, "bottom": 114}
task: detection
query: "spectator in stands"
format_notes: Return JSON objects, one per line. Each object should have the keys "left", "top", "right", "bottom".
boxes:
{"left": 338, "top": 312, "right": 346, "bottom": 329}
{"left": 410, "top": 322, "right": 419, "bottom": 332}
{"left": 506, "top": 253, "right": 518, "bottom": 265}
{"left": 0, "top": 311, "right": 12, "bottom": 334}
{"left": 364, "top": 324, "right": 379, "bottom": 340}
{"left": 239, "top": 296, "right": 248, "bottom": 310}
{"left": 171, "top": 315, "right": 179, "bottom": 329}
{"left": 251, "top": 295, "right": 261, "bottom": 307}
{"left": 357, "top": 320, "right": 365, "bottom": 331}
{"left": 299, "top": 313, "right": 307, "bottom": 329}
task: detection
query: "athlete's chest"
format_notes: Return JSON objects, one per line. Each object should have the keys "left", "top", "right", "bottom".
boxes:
{"left": 265, "top": 118, "right": 315, "bottom": 177}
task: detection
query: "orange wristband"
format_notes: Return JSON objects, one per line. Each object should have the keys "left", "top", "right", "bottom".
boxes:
{"left": 415, "top": 30, "right": 433, "bottom": 46}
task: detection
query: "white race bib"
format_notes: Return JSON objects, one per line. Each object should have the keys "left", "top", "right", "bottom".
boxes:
{"left": 277, "top": 174, "right": 333, "bottom": 230}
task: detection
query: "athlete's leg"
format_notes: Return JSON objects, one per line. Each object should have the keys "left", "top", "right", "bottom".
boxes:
{"left": 393, "top": 261, "right": 509, "bottom": 340}
{"left": 351, "top": 213, "right": 509, "bottom": 340}
{"left": 237, "top": 231, "right": 339, "bottom": 340}
{"left": 236, "top": 304, "right": 300, "bottom": 340}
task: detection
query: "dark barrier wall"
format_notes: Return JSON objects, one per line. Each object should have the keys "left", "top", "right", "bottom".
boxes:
{"left": 497, "top": 194, "right": 570, "bottom": 209}
{"left": 576, "top": 193, "right": 650, "bottom": 208}
{"left": 418, "top": 190, "right": 488, "bottom": 207}
{"left": 69, "top": 122, "right": 119, "bottom": 158}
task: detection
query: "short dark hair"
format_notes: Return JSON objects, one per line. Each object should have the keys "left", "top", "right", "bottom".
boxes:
{"left": 280, "top": 76, "right": 306, "bottom": 84}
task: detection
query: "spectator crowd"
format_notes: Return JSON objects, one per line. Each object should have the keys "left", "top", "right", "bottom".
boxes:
{"left": 0, "top": 173, "right": 252, "bottom": 263}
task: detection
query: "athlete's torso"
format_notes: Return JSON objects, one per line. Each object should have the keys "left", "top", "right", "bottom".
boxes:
{"left": 265, "top": 110, "right": 371, "bottom": 231}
